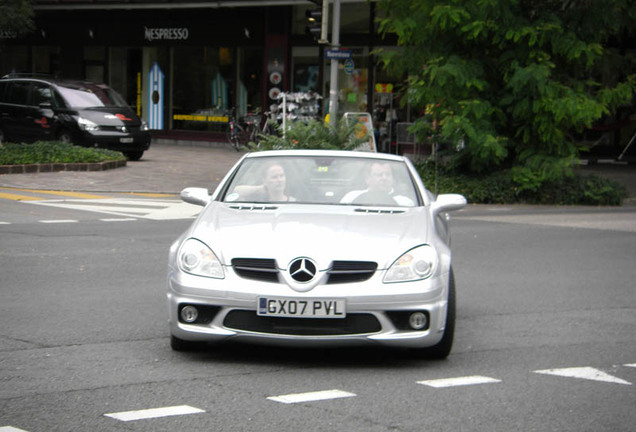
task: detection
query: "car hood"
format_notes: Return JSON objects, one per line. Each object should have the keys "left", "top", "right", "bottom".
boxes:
{"left": 77, "top": 107, "right": 142, "bottom": 127}
{"left": 187, "top": 203, "right": 432, "bottom": 270}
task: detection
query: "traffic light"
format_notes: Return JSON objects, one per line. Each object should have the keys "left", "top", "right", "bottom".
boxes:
{"left": 305, "top": 0, "right": 328, "bottom": 44}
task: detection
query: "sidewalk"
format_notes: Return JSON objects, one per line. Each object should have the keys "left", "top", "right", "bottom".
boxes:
{"left": 1, "top": 141, "right": 635, "bottom": 203}
{"left": 0, "top": 141, "right": 244, "bottom": 194}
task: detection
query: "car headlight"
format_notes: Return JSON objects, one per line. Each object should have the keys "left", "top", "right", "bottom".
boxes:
{"left": 141, "top": 119, "right": 150, "bottom": 131}
{"left": 384, "top": 245, "right": 438, "bottom": 283}
{"left": 78, "top": 116, "right": 99, "bottom": 131}
{"left": 177, "top": 238, "right": 224, "bottom": 279}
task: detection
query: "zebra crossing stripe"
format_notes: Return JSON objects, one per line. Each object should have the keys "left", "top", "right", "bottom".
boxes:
{"left": 417, "top": 375, "right": 501, "bottom": 388}
{"left": 268, "top": 389, "right": 356, "bottom": 404}
{"left": 0, "top": 427, "right": 30, "bottom": 432}
{"left": 104, "top": 405, "right": 204, "bottom": 422}
{"left": 534, "top": 367, "right": 632, "bottom": 385}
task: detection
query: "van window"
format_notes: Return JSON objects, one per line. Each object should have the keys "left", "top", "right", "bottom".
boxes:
{"left": 6, "top": 81, "right": 30, "bottom": 105}
{"left": 32, "top": 83, "right": 54, "bottom": 107}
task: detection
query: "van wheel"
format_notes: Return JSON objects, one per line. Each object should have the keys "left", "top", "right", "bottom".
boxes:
{"left": 57, "top": 130, "right": 73, "bottom": 143}
{"left": 124, "top": 150, "right": 144, "bottom": 161}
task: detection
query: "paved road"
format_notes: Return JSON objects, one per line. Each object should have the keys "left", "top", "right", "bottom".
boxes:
{"left": 1, "top": 204, "right": 634, "bottom": 432}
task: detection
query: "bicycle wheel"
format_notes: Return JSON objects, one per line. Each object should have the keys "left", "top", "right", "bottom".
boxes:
{"left": 226, "top": 123, "right": 245, "bottom": 151}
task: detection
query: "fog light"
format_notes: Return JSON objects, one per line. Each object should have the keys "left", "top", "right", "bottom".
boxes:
{"left": 409, "top": 312, "right": 428, "bottom": 330}
{"left": 180, "top": 305, "right": 199, "bottom": 323}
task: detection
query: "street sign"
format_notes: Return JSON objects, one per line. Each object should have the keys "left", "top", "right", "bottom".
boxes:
{"left": 325, "top": 49, "right": 352, "bottom": 60}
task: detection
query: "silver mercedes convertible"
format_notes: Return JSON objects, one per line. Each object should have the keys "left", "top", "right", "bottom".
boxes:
{"left": 168, "top": 149, "right": 466, "bottom": 358}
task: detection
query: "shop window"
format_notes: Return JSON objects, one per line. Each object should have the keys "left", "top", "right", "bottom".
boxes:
{"left": 172, "top": 46, "right": 234, "bottom": 133}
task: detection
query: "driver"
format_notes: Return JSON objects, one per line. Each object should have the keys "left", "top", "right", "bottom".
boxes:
{"left": 340, "top": 162, "right": 414, "bottom": 206}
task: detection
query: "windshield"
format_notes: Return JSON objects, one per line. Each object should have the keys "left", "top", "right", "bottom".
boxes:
{"left": 222, "top": 155, "right": 419, "bottom": 207}
{"left": 57, "top": 83, "right": 129, "bottom": 108}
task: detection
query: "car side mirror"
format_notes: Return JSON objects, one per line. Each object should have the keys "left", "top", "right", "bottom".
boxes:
{"left": 431, "top": 194, "right": 467, "bottom": 215}
{"left": 180, "top": 187, "right": 211, "bottom": 207}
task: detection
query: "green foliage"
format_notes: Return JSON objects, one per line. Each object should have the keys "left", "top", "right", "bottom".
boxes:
{"left": 0, "top": 141, "right": 126, "bottom": 165}
{"left": 377, "top": 0, "right": 636, "bottom": 190}
{"left": 0, "top": 0, "right": 34, "bottom": 38}
{"left": 416, "top": 161, "right": 627, "bottom": 206}
{"left": 245, "top": 119, "right": 370, "bottom": 151}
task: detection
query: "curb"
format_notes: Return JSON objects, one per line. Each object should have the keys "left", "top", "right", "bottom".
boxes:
{"left": 0, "top": 159, "right": 127, "bottom": 175}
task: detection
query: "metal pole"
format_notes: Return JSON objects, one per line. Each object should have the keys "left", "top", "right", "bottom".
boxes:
{"left": 328, "top": 0, "right": 340, "bottom": 128}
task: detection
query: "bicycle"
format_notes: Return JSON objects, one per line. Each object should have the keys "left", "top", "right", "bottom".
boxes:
{"left": 244, "top": 110, "right": 276, "bottom": 147}
{"left": 226, "top": 108, "right": 247, "bottom": 151}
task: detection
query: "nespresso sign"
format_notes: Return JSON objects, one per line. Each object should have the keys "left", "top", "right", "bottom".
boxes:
{"left": 144, "top": 27, "right": 190, "bottom": 42}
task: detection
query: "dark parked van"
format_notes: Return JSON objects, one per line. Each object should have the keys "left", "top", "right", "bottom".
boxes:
{"left": 0, "top": 75, "right": 151, "bottom": 160}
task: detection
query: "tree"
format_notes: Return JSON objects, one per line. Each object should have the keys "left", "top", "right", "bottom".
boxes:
{"left": 0, "top": 0, "right": 34, "bottom": 39}
{"left": 377, "top": 0, "right": 636, "bottom": 191}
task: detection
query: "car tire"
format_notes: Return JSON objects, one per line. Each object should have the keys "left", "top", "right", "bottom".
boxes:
{"left": 410, "top": 268, "right": 456, "bottom": 360}
{"left": 170, "top": 335, "right": 204, "bottom": 352}
{"left": 57, "top": 130, "right": 73, "bottom": 144}
{"left": 124, "top": 150, "right": 144, "bottom": 161}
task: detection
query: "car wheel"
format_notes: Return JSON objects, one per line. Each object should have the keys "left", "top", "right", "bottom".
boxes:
{"left": 170, "top": 335, "right": 204, "bottom": 352}
{"left": 57, "top": 130, "right": 73, "bottom": 144}
{"left": 124, "top": 150, "right": 144, "bottom": 161}
{"left": 410, "top": 268, "right": 456, "bottom": 360}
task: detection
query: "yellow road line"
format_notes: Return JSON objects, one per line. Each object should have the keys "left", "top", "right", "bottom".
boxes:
{"left": 1, "top": 188, "right": 107, "bottom": 200}
{"left": 0, "top": 192, "right": 42, "bottom": 201}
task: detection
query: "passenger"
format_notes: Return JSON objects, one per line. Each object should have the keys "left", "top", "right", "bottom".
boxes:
{"left": 340, "top": 161, "right": 414, "bottom": 206}
{"left": 233, "top": 162, "right": 295, "bottom": 202}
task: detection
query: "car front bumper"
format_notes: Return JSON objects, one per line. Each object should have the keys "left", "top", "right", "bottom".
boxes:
{"left": 167, "top": 269, "right": 450, "bottom": 349}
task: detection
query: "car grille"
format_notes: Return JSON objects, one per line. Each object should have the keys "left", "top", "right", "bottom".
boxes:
{"left": 232, "top": 258, "right": 279, "bottom": 282}
{"left": 223, "top": 311, "right": 381, "bottom": 336}
{"left": 327, "top": 261, "right": 377, "bottom": 284}
{"left": 231, "top": 258, "right": 377, "bottom": 284}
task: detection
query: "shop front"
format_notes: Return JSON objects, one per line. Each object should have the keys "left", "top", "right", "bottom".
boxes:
{"left": 1, "top": 1, "right": 410, "bottom": 146}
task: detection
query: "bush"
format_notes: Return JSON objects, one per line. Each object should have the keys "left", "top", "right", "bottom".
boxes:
{"left": 246, "top": 119, "right": 370, "bottom": 151}
{"left": 416, "top": 161, "right": 628, "bottom": 206}
{"left": 0, "top": 141, "right": 126, "bottom": 165}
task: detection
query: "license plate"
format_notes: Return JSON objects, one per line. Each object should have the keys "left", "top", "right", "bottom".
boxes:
{"left": 120, "top": 137, "right": 134, "bottom": 143}
{"left": 257, "top": 297, "right": 346, "bottom": 318}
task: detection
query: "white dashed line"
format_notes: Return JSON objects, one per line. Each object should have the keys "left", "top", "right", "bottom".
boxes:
{"left": 0, "top": 427, "right": 30, "bottom": 432}
{"left": 417, "top": 375, "right": 502, "bottom": 388}
{"left": 99, "top": 218, "right": 137, "bottom": 222}
{"left": 624, "top": 363, "right": 636, "bottom": 368}
{"left": 534, "top": 367, "right": 632, "bottom": 385}
{"left": 39, "top": 220, "right": 78, "bottom": 224}
{"left": 104, "top": 405, "right": 205, "bottom": 422}
{"left": 268, "top": 389, "right": 357, "bottom": 404}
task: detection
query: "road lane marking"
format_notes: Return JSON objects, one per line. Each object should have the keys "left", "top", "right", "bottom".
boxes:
{"left": 99, "top": 218, "right": 137, "bottom": 222}
{"left": 268, "top": 389, "right": 356, "bottom": 404}
{"left": 0, "top": 191, "right": 42, "bottom": 201}
{"left": 104, "top": 405, "right": 205, "bottom": 422}
{"left": 28, "top": 198, "right": 201, "bottom": 220}
{"left": 0, "top": 187, "right": 108, "bottom": 201}
{"left": 417, "top": 375, "right": 501, "bottom": 388}
{"left": 0, "top": 427, "right": 30, "bottom": 432}
{"left": 39, "top": 220, "right": 78, "bottom": 224}
{"left": 534, "top": 367, "right": 632, "bottom": 385}
{"left": 13, "top": 188, "right": 108, "bottom": 200}
{"left": 625, "top": 363, "right": 636, "bottom": 368}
